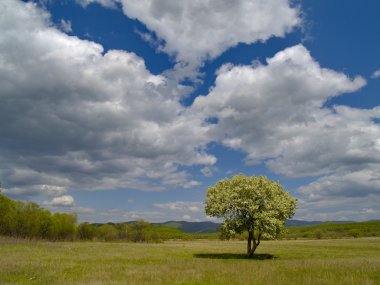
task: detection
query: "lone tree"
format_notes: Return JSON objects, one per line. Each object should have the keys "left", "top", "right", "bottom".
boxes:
{"left": 205, "top": 174, "right": 297, "bottom": 257}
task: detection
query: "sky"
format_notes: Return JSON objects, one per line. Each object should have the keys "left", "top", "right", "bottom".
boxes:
{"left": 1, "top": 0, "right": 380, "bottom": 223}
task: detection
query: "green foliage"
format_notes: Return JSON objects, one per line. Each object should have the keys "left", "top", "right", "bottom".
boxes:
{"left": 96, "top": 224, "right": 118, "bottom": 241}
{"left": 89, "top": 221, "right": 201, "bottom": 242}
{"left": 123, "top": 221, "right": 197, "bottom": 242}
{"left": 314, "top": 230, "right": 323, "bottom": 239}
{"left": 77, "top": 223, "right": 96, "bottom": 240}
{"left": 0, "top": 193, "right": 217, "bottom": 243}
{"left": 0, "top": 193, "right": 77, "bottom": 241}
{"left": 127, "top": 220, "right": 150, "bottom": 242}
{"left": 52, "top": 213, "right": 77, "bottom": 240}
{"left": 0, "top": 194, "right": 16, "bottom": 235}
{"left": 144, "top": 224, "right": 191, "bottom": 241}
{"left": 157, "top": 221, "right": 220, "bottom": 233}
{"left": 13, "top": 201, "right": 41, "bottom": 238}
{"left": 205, "top": 175, "right": 297, "bottom": 256}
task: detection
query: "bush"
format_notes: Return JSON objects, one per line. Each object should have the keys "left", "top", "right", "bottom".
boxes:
{"left": 348, "top": 229, "right": 360, "bottom": 238}
{"left": 96, "top": 224, "right": 118, "bottom": 241}
{"left": 77, "top": 223, "right": 96, "bottom": 240}
{"left": 315, "top": 230, "right": 323, "bottom": 239}
{"left": 0, "top": 194, "right": 77, "bottom": 241}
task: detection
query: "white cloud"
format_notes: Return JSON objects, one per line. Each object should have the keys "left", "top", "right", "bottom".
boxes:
{"left": 295, "top": 209, "right": 379, "bottom": 222}
{"left": 59, "top": 19, "right": 72, "bottom": 33}
{"left": 200, "top": 167, "right": 213, "bottom": 177}
{"left": 3, "top": 1, "right": 380, "bottom": 223}
{"left": 189, "top": 44, "right": 380, "bottom": 219}
{"left": 153, "top": 201, "right": 203, "bottom": 213}
{"left": 107, "top": 209, "right": 167, "bottom": 222}
{"left": 205, "top": 216, "right": 219, "bottom": 222}
{"left": 76, "top": 1, "right": 300, "bottom": 81}
{"left": 295, "top": 195, "right": 380, "bottom": 222}
{"left": 76, "top": 0, "right": 119, "bottom": 8}
{"left": 292, "top": 167, "right": 380, "bottom": 221}
{"left": 119, "top": 0, "right": 300, "bottom": 66}
{"left": 46, "top": 195, "right": 75, "bottom": 207}
{"left": 3, "top": 185, "right": 67, "bottom": 198}
{"left": 371, "top": 69, "right": 380, "bottom": 79}
{"left": 193, "top": 45, "right": 369, "bottom": 176}
{"left": 299, "top": 168, "right": 380, "bottom": 201}
{"left": 0, "top": 0, "right": 215, "bottom": 197}
{"left": 72, "top": 206, "right": 96, "bottom": 213}
{"left": 201, "top": 166, "right": 218, "bottom": 177}
{"left": 182, "top": 214, "right": 191, "bottom": 220}
{"left": 3, "top": 168, "right": 70, "bottom": 193}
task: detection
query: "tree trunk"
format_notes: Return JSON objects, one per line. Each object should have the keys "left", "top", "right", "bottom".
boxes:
{"left": 247, "top": 230, "right": 253, "bottom": 257}
{"left": 247, "top": 230, "right": 262, "bottom": 257}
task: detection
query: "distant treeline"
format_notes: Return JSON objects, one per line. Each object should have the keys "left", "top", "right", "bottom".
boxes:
{"left": 2, "top": 193, "right": 380, "bottom": 242}
{"left": 0, "top": 194, "right": 77, "bottom": 240}
{"left": 0, "top": 194, "right": 216, "bottom": 242}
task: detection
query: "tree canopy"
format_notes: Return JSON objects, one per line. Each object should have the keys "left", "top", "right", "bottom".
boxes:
{"left": 205, "top": 174, "right": 297, "bottom": 256}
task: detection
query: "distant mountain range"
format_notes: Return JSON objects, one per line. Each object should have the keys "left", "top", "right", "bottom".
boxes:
{"left": 153, "top": 221, "right": 220, "bottom": 233}
{"left": 91, "top": 220, "right": 355, "bottom": 234}
{"left": 153, "top": 220, "right": 354, "bottom": 233}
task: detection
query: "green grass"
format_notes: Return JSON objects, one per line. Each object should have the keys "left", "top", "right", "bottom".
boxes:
{"left": 1, "top": 237, "right": 379, "bottom": 284}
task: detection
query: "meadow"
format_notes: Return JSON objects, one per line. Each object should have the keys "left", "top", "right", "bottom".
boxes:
{"left": 0, "top": 237, "right": 379, "bottom": 285}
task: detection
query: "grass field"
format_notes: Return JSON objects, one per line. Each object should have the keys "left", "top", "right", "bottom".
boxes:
{"left": 1, "top": 237, "right": 379, "bottom": 285}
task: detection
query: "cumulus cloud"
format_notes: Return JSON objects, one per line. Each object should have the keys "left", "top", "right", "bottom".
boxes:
{"left": 3, "top": 1, "right": 380, "bottom": 223}
{"left": 76, "top": 0, "right": 119, "bottom": 9}
{"left": 182, "top": 214, "right": 192, "bottom": 220}
{"left": 59, "top": 19, "right": 72, "bottom": 33}
{"left": 3, "top": 185, "right": 67, "bottom": 198}
{"left": 295, "top": 194, "right": 380, "bottom": 221}
{"left": 190, "top": 44, "right": 380, "bottom": 220}
{"left": 200, "top": 167, "right": 213, "bottom": 177}
{"left": 299, "top": 168, "right": 380, "bottom": 200}
{"left": 296, "top": 208, "right": 380, "bottom": 222}
{"left": 153, "top": 201, "right": 203, "bottom": 213}
{"left": 118, "top": 0, "right": 300, "bottom": 66}
{"left": 0, "top": 0, "right": 215, "bottom": 197}
{"left": 45, "top": 195, "right": 75, "bottom": 207}
{"left": 76, "top": 0, "right": 300, "bottom": 82}
{"left": 86, "top": 208, "right": 167, "bottom": 223}
{"left": 192, "top": 45, "right": 369, "bottom": 176}
{"left": 371, "top": 69, "right": 380, "bottom": 79}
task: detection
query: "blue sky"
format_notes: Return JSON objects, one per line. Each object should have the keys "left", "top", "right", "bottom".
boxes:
{"left": 1, "top": 0, "right": 380, "bottom": 222}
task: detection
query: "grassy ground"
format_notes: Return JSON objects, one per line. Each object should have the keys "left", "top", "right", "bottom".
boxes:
{"left": 0, "top": 237, "right": 379, "bottom": 285}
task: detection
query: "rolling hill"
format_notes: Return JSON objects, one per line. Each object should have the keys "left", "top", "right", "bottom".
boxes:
{"left": 153, "top": 220, "right": 347, "bottom": 233}
{"left": 153, "top": 221, "right": 220, "bottom": 233}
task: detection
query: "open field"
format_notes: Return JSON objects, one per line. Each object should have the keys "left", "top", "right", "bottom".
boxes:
{"left": 1, "top": 237, "right": 379, "bottom": 285}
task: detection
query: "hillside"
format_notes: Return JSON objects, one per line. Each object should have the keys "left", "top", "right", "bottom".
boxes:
{"left": 285, "top": 220, "right": 380, "bottom": 239}
{"left": 153, "top": 220, "right": 350, "bottom": 233}
{"left": 285, "top": 220, "right": 324, "bottom": 227}
{"left": 154, "top": 221, "right": 220, "bottom": 233}
{"left": 152, "top": 220, "right": 380, "bottom": 240}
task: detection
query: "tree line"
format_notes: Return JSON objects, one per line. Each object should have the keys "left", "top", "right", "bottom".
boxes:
{"left": 0, "top": 193, "right": 191, "bottom": 242}
{"left": 0, "top": 193, "right": 77, "bottom": 240}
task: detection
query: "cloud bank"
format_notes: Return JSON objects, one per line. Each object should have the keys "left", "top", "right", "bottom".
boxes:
{"left": 191, "top": 45, "right": 379, "bottom": 218}
{"left": 1, "top": 0, "right": 380, "bottom": 221}
{"left": 0, "top": 0, "right": 213, "bottom": 195}
{"left": 119, "top": 0, "right": 300, "bottom": 64}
